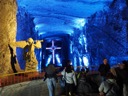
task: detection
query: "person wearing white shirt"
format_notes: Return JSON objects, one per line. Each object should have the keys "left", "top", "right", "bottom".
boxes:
{"left": 61, "top": 65, "right": 77, "bottom": 96}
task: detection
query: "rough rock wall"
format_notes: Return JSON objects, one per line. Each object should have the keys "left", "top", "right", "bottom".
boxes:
{"left": 0, "top": 0, "right": 17, "bottom": 74}
{"left": 86, "top": 0, "right": 128, "bottom": 66}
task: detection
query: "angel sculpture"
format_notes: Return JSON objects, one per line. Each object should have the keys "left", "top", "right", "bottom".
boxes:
{"left": 10, "top": 38, "right": 43, "bottom": 72}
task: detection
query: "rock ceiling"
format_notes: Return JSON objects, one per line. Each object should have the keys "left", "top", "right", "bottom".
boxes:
{"left": 17, "top": 0, "right": 113, "bottom": 39}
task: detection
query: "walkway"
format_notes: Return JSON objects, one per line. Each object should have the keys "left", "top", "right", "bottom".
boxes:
{"left": 0, "top": 79, "right": 99, "bottom": 96}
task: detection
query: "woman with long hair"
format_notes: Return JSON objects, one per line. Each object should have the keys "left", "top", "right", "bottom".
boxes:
{"left": 61, "top": 65, "right": 77, "bottom": 96}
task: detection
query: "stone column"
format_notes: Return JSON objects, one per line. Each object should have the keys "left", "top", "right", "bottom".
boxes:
{"left": 0, "top": 0, "right": 17, "bottom": 74}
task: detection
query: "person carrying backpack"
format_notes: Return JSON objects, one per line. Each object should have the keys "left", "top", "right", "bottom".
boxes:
{"left": 77, "top": 68, "right": 92, "bottom": 96}
{"left": 99, "top": 72, "right": 119, "bottom": 96}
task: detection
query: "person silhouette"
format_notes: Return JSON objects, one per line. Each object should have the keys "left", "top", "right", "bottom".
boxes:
{"left": 8, "top": 44, "right": 17, "bottom": 73}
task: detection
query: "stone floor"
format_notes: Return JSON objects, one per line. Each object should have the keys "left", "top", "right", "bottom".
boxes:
{"left": 0, "top": 80, "right": 48, "bottom": 96}
{"left": 0, "top": 79, "right": 99, "bottom": 96}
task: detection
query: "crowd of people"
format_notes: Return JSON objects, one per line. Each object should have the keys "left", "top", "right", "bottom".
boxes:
{"left": 43, "top": 59, "right": 128, "bottom": 96}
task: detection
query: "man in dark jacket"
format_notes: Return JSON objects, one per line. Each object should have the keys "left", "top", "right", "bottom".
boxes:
{"left": 44, "top": 64, "right": 57, "bottom": 96}
{"left": 98, "top": 58, "right": 110, "bottom": 81}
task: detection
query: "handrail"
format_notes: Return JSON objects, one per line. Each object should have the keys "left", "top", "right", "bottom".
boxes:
{"left": 0, "top": 66, "right": 95, "bottom": 87}
{"left": 0, "top": 69, "right": 45, "bottom": 87}
{"left": 0, "top": 69, "right": 41, "bottom": 77}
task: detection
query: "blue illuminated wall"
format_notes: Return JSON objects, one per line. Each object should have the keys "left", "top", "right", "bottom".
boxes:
{"left": 16, "top": 7, "right": 36, "bottom": 69}
{"left": 16, "top": 0, "right": 128, "bottom": 71}
{"left": 86, "top": 0, "right": 128, "bottom": 68}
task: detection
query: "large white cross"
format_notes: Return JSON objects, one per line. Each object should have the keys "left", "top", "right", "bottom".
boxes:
{"left": 46, "top": 40, "right": 61, "bottom": 64}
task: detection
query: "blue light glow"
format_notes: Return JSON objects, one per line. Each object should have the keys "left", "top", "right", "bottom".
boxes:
{"left": 55, "top": 54, "right": 62, "bottom": 66}
{"left": 73, "top": 57, "right": 77, "bottom": 70}
{"left": 83, "top": 35, "right": 88, "bottom": 52}
{"left": 37, "top": 50, "right": 42, "bottom": 71}
{"left": 35, "top": 25, "right": 44, "bottom": 33}
{"left": 37, "top": 32, "right": 47, "bottom": 36}
{"left": 56, "top": 54, "right": 60, "bottom": 63}
{"left": 79, "top": 57, "right": 82, "bottom": 67}
{"left": 70, "top": 41, "right": 73, "bottom": 53}
{"left": 73, "top": 18, "right": 86, "bottom": 29}
{"left": 83, "top": 56, "right": 89, "bottom": 67}
{"left": 35, "top": 24, "right": 45, "bottom": 29}
{"left": 46, "top": 55, "right": 52, "bottom": 66}
{"left": 78, "top": 34, "right": 88, "bottom": 52}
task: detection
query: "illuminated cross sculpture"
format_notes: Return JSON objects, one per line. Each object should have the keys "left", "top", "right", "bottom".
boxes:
{"left": 46, "top": 40, "right": 61, "bottom": 64}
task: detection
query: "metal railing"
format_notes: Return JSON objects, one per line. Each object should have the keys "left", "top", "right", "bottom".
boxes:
{"left": 0, "top": 70, "right": 45, "bottom": 87}
{"left": 0, "top": 66, "right": 97, "bottom": 87}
